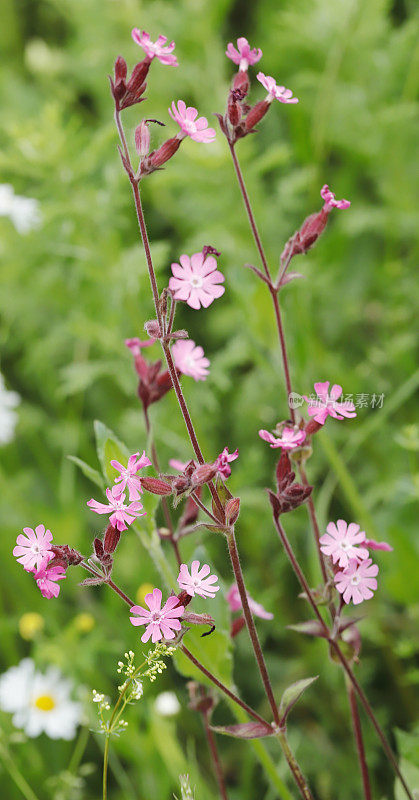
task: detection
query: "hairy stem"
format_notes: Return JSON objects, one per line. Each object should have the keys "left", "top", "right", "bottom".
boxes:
{"left": 226, "top": 530, "right": 280, "bottom": 726}
{"left": 144, "top": 407, "right": 181, "bottom": 566}
{"left": 202, "top": 707, "right": 229, "bottom": 800}
{"left": 275, "top": 729, "right": 314, "bottom": 800}
{"left": 346, "top": 680, "right": 372, "bottom": 800}
{"left": 229, "top": 144, "right": 295, "bottom": 422}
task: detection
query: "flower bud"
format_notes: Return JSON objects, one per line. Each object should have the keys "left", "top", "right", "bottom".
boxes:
{"left": 114, "top": 56, "right": 127, "bottom": 83}
{"left": 135, "top": 121, "right": 150, "bottom": 158}
{"left": 225, "top": 496, "right": 240, "bottom": 525}
{"left": 141, "top": 477, "right": 173, "bottom": 495}
{"left": 245, "top": 99, "right": 270, "bottom": 131}
{"left": 103, "top": 524, "right": 121, "bottom": 554}
{"left": 227, "top": 90, "right": 242, "bottom": 127}
{"left": 149, "top": 136, "right": 182, "bottom": 169}
{"left": 191, "top": 463, "right": 218, "bottom": 487}
{"left": 233, "top": 70, "right": 250, "bottom": 96}
{"left": 144, "top": 319, "right": 162, "bottom": 339}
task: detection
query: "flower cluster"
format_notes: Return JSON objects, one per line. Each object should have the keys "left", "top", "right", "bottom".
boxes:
{"left": 319, "top": 520, "right": 392, "bottom": 605}
{"left": 130, "top": 562, "right": 219, "bottom": 643}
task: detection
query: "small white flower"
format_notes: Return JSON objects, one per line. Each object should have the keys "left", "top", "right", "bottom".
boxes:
{"left": 0, "top": 184, "right": 41, "bottom": 234}
{"left": 154, "top": 691, "right": 180, "bottom": 716}
{"left": 0, "top": 659, "right": 81, "bottom": 740}
{"left": 0, "top": 373, "right": 20, "bottom": 445}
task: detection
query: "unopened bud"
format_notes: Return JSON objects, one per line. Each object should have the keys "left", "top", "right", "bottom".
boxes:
{"left": 103, "top": 524, "right": 121, "bottom": 554}
{"left": 233, "top": 70, "right": 250, "bottom": 96}
{"left": 135, "top": 121, "right": 150, "bottom": 158}
{"left": 298, "top": 208, "right": 328, "bottom": 252}
{"left": 149, "top": 137, "right": 181, "bottom": 168}
{"left": 202, "top": 245, "right": 221, "bottom": 259}
{"left": 225, "top": 497, "right": 240, "bottom": 525}
{"left": 245, "top": 99, "right": 270, "bottom": 131}
{"left": 144, "top": 319, "right": 161, "bottom": 339}
{"left": 227, "top": 91, "right": 242, "bottom": 127}
{"left": 191, "top": 463, "right": 218, "bottom": 487}
{"left": 141, "top": 477, "right": 172, "bottom": 495}
{"left": 114, "top": 56, "right": 127, "bottom": 83}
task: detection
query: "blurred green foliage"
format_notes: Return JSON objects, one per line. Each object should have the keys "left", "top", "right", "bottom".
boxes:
{"left": 0, "top": 0, "right": 418, "bottom": 798}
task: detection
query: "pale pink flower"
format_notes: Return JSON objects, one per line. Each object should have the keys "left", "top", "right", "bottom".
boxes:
{"left": 226, "top": 584, "right": 273, "bottom": 620}
{"left": 365, "top": 539, "right": 393, "bottom": 552}
{"left": 259, "top": 426, "right": 306, "bottom": 450}
{"left": 168, "top": 101, "right": 216, "bottom": 143}
{"left": 129, "top": 588, "right": 184, "bottom": 643}
{"left": 33, "top": 563, "right": 66, "bottom": 599}
{"left": 169, "top": 252, "right": 225, "bottom": 310}
{"left": 125, "top": 337, "right": 156, "bottom": 356}
{"left": 226, "top": 37, "right": 262, "bottom": 70}
{"left": 320, "top": 520, "right": 369, "bottom": 568}
{"left": 334, "top": 558, "right": 379, "bottom": 605}
{"left": 177, "top": 561, "right": 220, "bottom": 599}
{"left": 13, "top": 525, "right": 53, "bottom": 572}
{"left": 110, "top": 451, "right": 152, "bottom": 501}
{"left": 172, "top": 339, "right": 210, "bottom": 381}
{"left": 215, "top": 447, "right": 239, "bottom": 480}
{"left": 87, "top": 488, "right": 145, "bottom": 532}
{"left": 257, "top": 72, "right": 298, "bottom": 104}
{"left": 304, "top": 381, "right": 357, "bottom": 425}
{"left": 320, "top": 184, "right": 350, "bottom": 211}
{"left": 169, "top": 458, "right": 195, "bottom": 472}
{"left": 131, "top": 30, "right": 178, "bottom": 66}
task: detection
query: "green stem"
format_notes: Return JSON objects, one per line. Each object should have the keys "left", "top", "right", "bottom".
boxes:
{"left": 0, "top": 740, "right": 41, "bottom": 800}
{"left": 275, "top": 729, "right": 314, "bottom": 800}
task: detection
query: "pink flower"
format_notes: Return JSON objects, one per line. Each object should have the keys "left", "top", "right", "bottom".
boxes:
{"left": 110, "top": 451, "right": 152, "bottom": 501}
{"left": 320, "top": 520, "right": 369, "bottom": 568}
{"left": 215, "top": 447, "right": 239, "bottom": 480}
{"left": 169, "top": 252, "right": 225, "bottom": 310}
{"left": 87, "top": 488, "right": 145, "bottom": 532}
{"left": 259, "top": 426, "right": 306, "bottom": 450}
{"left": 168, "top": 101, "right": 216, "bottom": 143}
{"left": 226, "top": 584, "right": 273, "bottom": 620}
{"left": 226, "top": 37, "right": 262, "bottom": 70}
{"left": 172, "top": 339, "right": 210, "bottom": 381}
{"left": 13, "top": 525, "right": 53, "bottom": 572}
{"left": 320, "top": 184, "right": 350, "bottom": 212}
{"left": 304, "top": 381, "right": 357, "bottom": 425}
{"left": 125, "top": 337, "right": 156, "bottom": 356}
{"left": 33, "top": 563, "right": 66, "bottom": 599}
{"left": 177, "top": 561, "right": 220, "bottom": 599}
{"left": 131, "top": 30, "right": 178, "bottom": 66}
{"left": 365, "top": 539, "right": 393, "bottom": 552}
{"left": 257, "top": 72, "right": 298, "bottom": 104}
{"left": 334, "top": 558, "right": 379, "bottom": 605}
{"left": 169, "top": 458, "right": 195, "bottom": 472}
{"left": 129, "top": 588, "right": 184, "bottom": 643}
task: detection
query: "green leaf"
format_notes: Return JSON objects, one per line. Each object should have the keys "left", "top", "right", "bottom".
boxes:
{"left": 279, "top": 676, "right": 318, "bottom": 723}
{"left": 93, "top": 420, "right": 130, "bottom": 484}
{"left": 67, "top": 455, "right": 105, "bottom": 490}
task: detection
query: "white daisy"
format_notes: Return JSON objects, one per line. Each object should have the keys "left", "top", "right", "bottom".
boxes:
{"left": 0, "top": 659, "right": 81, "bottom": 739}
{"left": 0, "top": 373, "right": 20, "bottom": 445}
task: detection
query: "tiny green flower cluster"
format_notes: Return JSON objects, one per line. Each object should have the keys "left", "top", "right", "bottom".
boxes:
{"left": 143, "top": 643, "right": 176, "bottom": 683}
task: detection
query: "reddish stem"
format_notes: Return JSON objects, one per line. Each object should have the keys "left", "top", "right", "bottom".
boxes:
{"left": 299, "top": 464, "right": 328, "bottom": 584}
{"left": 347, "top": 681, "right": 373, "bottom": 800}
{"left": 202, "top": 703, "right": 229, "bottom": 800}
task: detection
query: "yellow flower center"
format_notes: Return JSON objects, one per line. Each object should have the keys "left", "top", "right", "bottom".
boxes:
{"left": 34, "top": 694, "right": 56, "bottom": 711}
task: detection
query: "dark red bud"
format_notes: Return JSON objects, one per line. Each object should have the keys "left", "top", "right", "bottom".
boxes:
{"left": 231, "top": 616, "right": 246, "bottom": 638}
{"left": 114, "top": 56, "right": 127, "bottom": 82}
{"left": 191, "top": 463, "right": 218, "bottom": 487}
{"left": 103, "top": 524, "right": 121, "bottom": 554}
{"left": 202, "top": 245, "right": 221, "bottom": 259}
{"left": 227, "top": 92, "right": 242, "bottom": 127}
{"left": 141, "top": 477, "right": 173, "bottom": 495}
{"left": 298, "top": 208, "right": 329, "bottom": 252}
{"left": 233, "top": 70, "right": 250, "bottom": 96}
{"left": 94, "top": 537, "right": 104, "bottom": 559}
{"left": 149, "top": 136, "right": 182, "bottom": 168}
{"left": 245, "top": 99, "right": 270, "bottom": 131}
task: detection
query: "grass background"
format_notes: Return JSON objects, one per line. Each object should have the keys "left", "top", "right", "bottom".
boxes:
{"left": 0, "top": 0, "right": 418, "bottom": 798}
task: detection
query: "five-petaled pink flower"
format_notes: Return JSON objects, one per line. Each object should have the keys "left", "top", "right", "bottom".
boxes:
{"left": 365, "top": 538, "right": 393, "bottom": 552}
{"left": 130, "top": 588, "right": 184, "bottom": 643}
{"left": 334, "top": 558, "right": 379, "bottom": 605}
{"left": 131, "top": 30, "right": 178, "bottom": 66}
{"left": 215, "top": 447, "right": 238, "bottom": 480}
{"left": 169, "top": 101, "right": 216, "bottom": 143}
{"left": 177, "top": 561, "right": 220, "bottom": 599}
{"left": 13, "top": 525, "right": 53, "bottom": 572}
{"left": 257, "top": 72, "right": 299, "bottom": 104}
{"left": 226, "top": 584, "right": 273, "bottom": 620}
{"left": 33, "top": 563, "right": 66, "bottom": 599}
{"left": 226, "top": 37, "right": 262, "bottom": 70}
{"left": 320, "top": 520, "right": 369, "bottom": 568}
{"left": 321, "top": 184, "right": 350, "bottom": 212}
{"left": 172, "top": 339, "right": 210, "bottom": 381}
{"left": 110, "top": 451, "right": 152, "bottom": 501}
{"left": 125, "top": 337, "right": 156, "bottom": 356}
{"left": 169, "top": 252, "right": 225, "bottom": 310}
{"left": 87, "top": 488, "right": 145, "bottom": 532}
{"left": 304, "top": 381, "right": 357, "bottom": 425}
{"left": 259, "top": 426, "right": 306, "bottom": 450}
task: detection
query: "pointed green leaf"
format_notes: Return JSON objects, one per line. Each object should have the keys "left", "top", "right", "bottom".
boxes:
{"left": 279, "top": 676, "right": 318, "bottom": 723}
{"left": 211, "top": 722, "right": 273, "bottom": 740}
{"left": 67, "top": 455, "right": 105, "bottom": 490}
